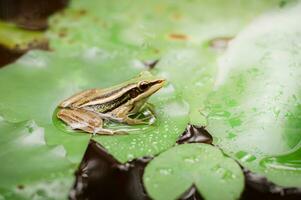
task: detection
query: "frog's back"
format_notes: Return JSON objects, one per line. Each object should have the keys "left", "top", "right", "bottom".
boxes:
{"left": 59, "top": 83, "right": 136, "bottom": 109}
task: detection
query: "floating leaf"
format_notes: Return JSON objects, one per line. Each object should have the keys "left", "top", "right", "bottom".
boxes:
{"left": 0, "top": 0, "right": 296, "bottom": 199}
{"left": 48, "top": 0, "right": 281, "bottom": 125}
{"left": 0, "top": 49, "right": 188, "bottom": 164}
{"left": 205, "top": 3, "right": 301, "bottom": 187}
{"left": 93, "top": 83, "right": 189, "bottom": 162}
{"left": 144, "top": 143, "right": 244, "bottom": 200}
{"left": 0, "top": 21, "right": 46, "bottom": 50}
{"left": 48, "top": 0, "right": 280, "bottom": 53}
{"left": 0, "top": 119, "right": 74, "bottom": 199}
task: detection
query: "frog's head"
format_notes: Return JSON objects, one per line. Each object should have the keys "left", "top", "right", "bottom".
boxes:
{"left": 136, "top": 78, "right": 165, "bottom": 97}
{"left": 129, "top": 71, "right": 165, "bottom": 101}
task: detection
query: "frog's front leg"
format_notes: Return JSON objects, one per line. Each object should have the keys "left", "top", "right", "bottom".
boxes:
{"left": 57, "top": 108, "right": 125, "bottom": 135}
{"left": 112, "top": 105, "right": 150, "bottom": 125}
{"left": 133, "top": 102, "right": 156, "bottom": 122}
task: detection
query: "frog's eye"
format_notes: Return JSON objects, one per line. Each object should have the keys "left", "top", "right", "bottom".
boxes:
{"left": 139, "top": 81, "right": 149, "bottom": 91}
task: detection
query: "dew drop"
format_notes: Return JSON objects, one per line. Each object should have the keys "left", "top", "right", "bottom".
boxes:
{"left": 183, "top": 156, "right": 199, "bottom": 164}
{"left": 159, "top": 168, "right": 173, "bottom": 175}
{"left": 222, "top": 170, "right": 234, "bottom": 180}
{"left": 127, "top": 154, "right": 134, "bottom": 160}
{"left": 235, "top": 151, "right": 256, "bottom": 162}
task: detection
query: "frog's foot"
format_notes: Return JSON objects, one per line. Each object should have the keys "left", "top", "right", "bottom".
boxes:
{"left": 120, "top": 116, "right": 151, "bottom": 125}
{"left": 140, "top": 116, "right": 156, "bottom": 125}
{"left": 131, "top": 110, "right": 156, "bottom": 125}
{"left": 93, "top": 127, "right": 128, "bottom": 135}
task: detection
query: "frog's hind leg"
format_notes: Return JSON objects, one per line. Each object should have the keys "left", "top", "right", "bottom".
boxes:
{"left": 57, "top": 108, "right": 102, "bottom": 133}
{"left": 57, "top": 108, "right": 114, "bottom": 134}
{"left": 57, "top": 108, "right": 127, "bottom": 135}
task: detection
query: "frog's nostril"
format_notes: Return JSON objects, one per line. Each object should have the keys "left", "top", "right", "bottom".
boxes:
{"left": 156, "top": 79, "right": 165, "bottom": 84}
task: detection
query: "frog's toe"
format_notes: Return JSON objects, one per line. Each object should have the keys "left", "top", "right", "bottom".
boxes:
{"left": 94, "top": 128, "right": 128, "bottom": 135}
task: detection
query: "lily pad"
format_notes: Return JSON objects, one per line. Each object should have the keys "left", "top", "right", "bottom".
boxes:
{"left": 0, "top": 21, "right": 46, "bottom": 50}
{"left": 205, "top": 3, "right": 301, "bottom": 187}
{"left": 0, "top": 49, "right": 188, "bottom": 164}
{"left": 93, "top": 82, "right": 189, "bottom": 162}
{"left": 0, "top": 119, "right": 74, "bottom": 199}
{"left": 0, "top": 0, "right": 299, "bottom": 199}
{"left": 47, "top": 0, "right": 281, "bottom": 125}
{"left": 143, "top": 143, "right": 244, "bottom": 200}
{"left": 48, "top": 0, "right": 280, "bottom": 53}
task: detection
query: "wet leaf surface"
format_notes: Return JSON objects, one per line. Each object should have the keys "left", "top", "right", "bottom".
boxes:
{"left": 143, "top": 144, "right": 244, "bottom": 200}
{"left": 205, "top": 4, "right": 301, "bottom": 187}
{"left": 47, "top": 0, "right": 281, "bottom": 125}
{"left": 1, "top": 0, "right": 301, "bottom": 199}
{"left": 0, "top": 48, "right": 189, "bottom": 164}
{"left": 0, "top": 119, "right": 74, "bottom": 199}
{"left": 0, "top": 21, "right": 48, "bottom": 67}
{"left": 0, "top": 21, "right": 47, "bottom": 50}
{"left": 0, "top": 48, "right": 188, "bottom": 199}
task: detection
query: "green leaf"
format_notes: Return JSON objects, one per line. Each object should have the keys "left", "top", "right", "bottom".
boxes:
{"left": 1, "top": 0, "right": 297, "bottom": 199}
{"left": 144, "top": 143, "right": 244, "bottom": 200}
{"left": 154, "top": 48, "right": 217, "bottom": 125}
{"left": 0, "top": 177, "right": 73, "bottom": 200}
{"left": 0, "top": 49, "right": 185, "bottom": 196}
{"left": 0, "top": 51, "right": 93, "bottom": 163}
{"left": 48, "top": 0, "right": 280, "bottom": 53}
{"left": 0, "top": 119, "right": 74, "bottom": 199}
{"left": 0, "top": 49, "right": 188, "bottom": 164}
{"left": 47, "top": 0, "right": 281, "bottom": 125}
{"left": 0, "top": 21, "right": 46, "bottom": 50}
{"left": 260, "top": 145, "right": 301, "bottom": 186}
{"left": 205, "top": 4, "right": 301, "bottom": 187}
{"left": 93, "top": 85, "right": 189, "bottom": 162}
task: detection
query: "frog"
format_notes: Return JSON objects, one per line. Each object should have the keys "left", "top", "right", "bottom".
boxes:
{"left": 57, "top": 72, "right": 165, "bottom": 135}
